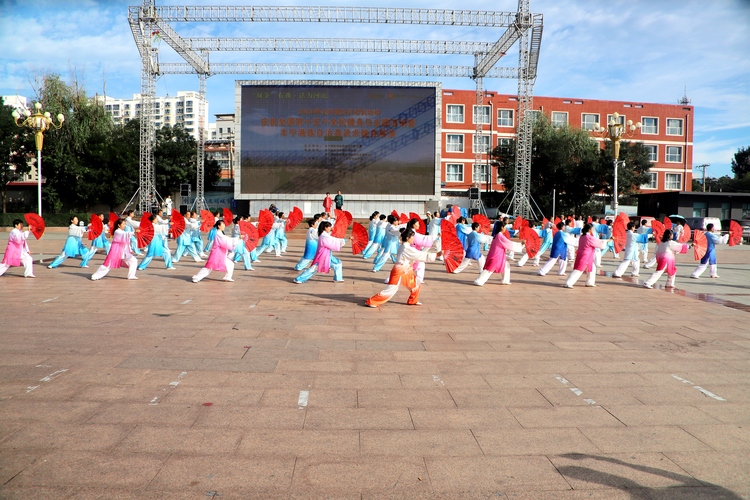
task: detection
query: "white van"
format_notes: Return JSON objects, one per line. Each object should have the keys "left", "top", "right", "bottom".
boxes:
{"left": 684, "top": 217, "right": 722, "bottom": 231}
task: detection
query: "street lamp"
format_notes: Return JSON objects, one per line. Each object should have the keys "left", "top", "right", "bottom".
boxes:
{"left": 11, "top": 102, "right": 65, "bottom": 216}
{"left": 593, "top": 112, "right": 640, "bottom": 215}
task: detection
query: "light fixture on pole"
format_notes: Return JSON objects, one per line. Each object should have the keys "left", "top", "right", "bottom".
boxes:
{"left": 11, "top": 102, "right": 65, "bottom": 216}
{"left": 593, "top": 112, "right": 640, "bottom": 215}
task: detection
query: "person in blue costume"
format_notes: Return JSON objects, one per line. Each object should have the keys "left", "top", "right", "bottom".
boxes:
{"left": 294, "top": 221, "right": 347, "bottom": 283}
{"left": 138, "top": 214, "right": 175, "bottom": 270}
{"left": 612, "top": 221, "right": 649, "bottom": 278}
{"left": 452, "top": 222, "right": 492, "bottom": 275}
{"left": 362, "top": 214, "right": 387, "bottom": 259}
{"left": 273, "top": 212, "right": 288, "bottom": 256}
{"left": 48, "top": 216, "right": 88, "bottom": 268}
{"left": 454, "top": 217, "right": 472, "bottom": 250}
{"left": 79, "top": 213, "right": 111, "bottom": 268}
{"left": 231, "top": 215, "right": 254, "bottom": 271}
{"left": 124, "top": 210, "right": 143, "bottom": 256}
{"left": 294, "top": 218, "right": 320, "bottom": 271}
{"left": 204, "top": 211, "right": 221, "bottom": 253}
{"left": 173, "top": 210, "right": 202, "bottom": 263}
{"left": 690, "top": 223, "right": 729, "bottom": 279}
{"left": 537, "top": 220, "right": 578, "bottom": 276}
{"left": 372, "top": 215, "right": 404, "bottom": 272}
{"left": 361, "top": 212, "right": 381, "bottom": 257}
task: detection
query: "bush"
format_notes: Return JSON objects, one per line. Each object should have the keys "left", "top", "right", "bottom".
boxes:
{"left": 0, "top": 213, "right": 87, "bottom": 227}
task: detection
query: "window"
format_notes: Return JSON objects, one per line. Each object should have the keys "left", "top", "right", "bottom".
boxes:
{"left": 446, "top": 164, "right": 464, "bottom": 182}
{"left": 473, "top": 135, "right": 491, "bottom": 154}
{"left": 446, "top": 134, "right": 464, "bottom": 153}
{"left": 742, "top": 203, "right": 750, "bottom": 219}
{"left": 497, "top": 109, "right": 514, "bottom": 127}
{"left": 666, "top": 146, "right": 683, "bottom": 163}
{"left": 665, "top": 173, "right": 682, "bottom": 190}
{"left": 581, "top": 113, "right": 600, "bottom": 131}
{"left": 473, "top": 105, "right": 490, "bottom": 124}
{"left": 551, "top": 112, "right": 568, "bottom": 127}
{"left": 446, "top": 105, "right": 464, "bottom": 123}
{"left": 667, "top": 118, "right": 683, "bottom": 135}
{"left": 721, "top": 202, "right": 730, "bottom": 220}
{"left": 526, "top": 110, "right": 541, "bottom": 122}
{"left": 645, "top": 145, "right": 658, "bottom": 162}
{"left": 642, "top": 117, "right": 658, "bottom": 134}
{"left": 693, "top": 201, "right": 708, "bottom": 217}
{"left": 473, "top": 164, "right": 489, "bottom": 183}
{"left": 497, "top": 138, "right": 512, "bottom": 154}
{"left": 641, "top": 172, "right": 657, "bottom": 189}
{"left": 607, "top": 114, "right": 625, "bottom": 126}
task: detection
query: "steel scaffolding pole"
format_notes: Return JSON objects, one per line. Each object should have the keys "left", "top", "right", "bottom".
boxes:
{"left": 194, "top": 71, "right": 207, "bottom": 213}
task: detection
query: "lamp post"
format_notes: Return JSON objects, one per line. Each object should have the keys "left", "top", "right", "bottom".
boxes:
{"left": 593, "top": 112, "right": 640, "bottom": 215}
{"left": 11, "top": 102, "right": 65, "bottom": 216}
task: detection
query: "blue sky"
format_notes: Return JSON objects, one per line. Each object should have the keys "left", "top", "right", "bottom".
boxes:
{"left": 2, "top": 0, "right": 749, "bottom": 178}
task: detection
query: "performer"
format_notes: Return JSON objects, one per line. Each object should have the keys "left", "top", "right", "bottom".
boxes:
{"left": 406, "top": 218, "right": 434, "bottom": 284}
{"left": 637, "top": 219, "right": 652, "bottom": 263}
{"left": 564, "top": 223, "right": 608, "bottom": 288}
{"left": 366, "top": 228, "right": 442, "bottom": 307}
{"left": 642, "top": 229, "right": 688, "bottom": 289}
{"left": 537, "top": 221, "right": 578, "bottom": 276}
{"left": 48, "top": 216, "right": 88, "bottom": 268}
{"left": 91, "top": 219, "right": 139, "bottom": 280}
{"left": 612, "top": 222, "right": 649, "bottom": 278}
{"left": 474, "top": 229, "right": 523, "bottom": 286}
{"left": 530, "top": 223, "right": 554, "bottom": 267}
{"left": 452, "top": 222, "right": 491, "bottom": 275}
{"left": 294, "top": 218, "right": 319, "bottom": 271}
{"left": 231, "top": 215, "right": 254, "bottom": 271}
{"left": 0, "top": 219, "right": 35, "bottom": 278}
{"left": 361, "top": 212, "right": 381, "bottom": 257}
{"left": 690, "top": 223, "right": 729, "bottom": 279}
{"left": 192, "top": 220, "right": 239, "bottom": 282}
{"left": 362, "top": 214, "right": 387, "bottom": 259}
{"left": 79, "top": 213, "right": 111, "bottom": 268}
{"left": 138, "top": 214, "right": 175, "bottom": 270}
{"left": 372, "top": 215, "right": 403, "bottom": 272}
{"left": 293, "top": 221, "right": 347, "bottom": 283}
{"left": 204, "top": 211, "right": 221, "bottom": 253}
{"left": 124, "top": 210, "right": 143, "bottom": 256}
{"left": 275, "top": 212, "right": 289, "bottom": 255}
{"left": 189, "top": 211, "right": 207, "bottom": 258}
{"left": 173, "top": 210, "right": 202, "bottom": 263}
{"left": 454, "top": 217, "right": 472, "bottom": 250}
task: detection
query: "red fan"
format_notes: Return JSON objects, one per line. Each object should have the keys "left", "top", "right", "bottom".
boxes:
{"left": 292, "top": 206, "right": 303, "bottom": 219}
{"left": 651, "top": 220, "right": 665, "bottom": 245}
{"left": 285, "top": 207, "right": 303, "bottom": 232}
{"left": 693, "top": 230, "right": 707, "bottom": 260}
{"left": 520, "top": 226, "right": 541, "bottom": 258}
{"left": 391, "top": 209, "right": 400, "bottom": 219}
{"left": 88, "top": 214, "right": 103, "bottom": 241}
{"left": 441, "top": 218, "right": 457, "bottom": 237}
{"left": 257, "top": 209, "right": 274, "bottom": 238}
{"left": 542, "top": 217, "right": 549, "bottom": 228}
{"left": 170, "top": 210, "right": 185, "bottom": 239}
{"left": 200, "top": 210, "right": 215, "bottom": 232}
{"left": 398, "top": 212, "right": 409, "bottom": 224}
{"left": 351, "top": 222, "right": 368, "bottom": 255}
{"left": 23, "top": 213, "right": 45, "bottom": 240}
{"left": 617, "top": 212, "right": 630, "bottom": 227}
{"left": 335, "top": 209, "right": 352, "bottom": 227}
{"left": 586, "top": 216, "right": 592, "bottom": 224}
{"left": 136, "top": 215, "right": 154, "bottom": 248}
{"left": 238, "top": 220, "right": 259, "bottom": 252}
{"left": 472, "top": 214, "right": 491, "bottom": 234}
{"left": 664, "top": 217, "right": 673, "bottom": 230}
{"left": 441, "top": 231, "right": 464, "bottom": 273}
{"left": 512, "top": 216, "right": 524, "bottom": 231}
{"left": 678, "top": 223, "right": 691, "bottom": 244}
{"left": 612, "top": 216, "right": 627, "bottom": 254}
{"left": 223, "top": 208, "right": 234, "bottom": 226}
{"left": 729, "top": 221, "right": 742, "bottom": 246}
{"left": 331, "top": 211, "right": 349, "bottom": 238}
{"left": 344, "top": 210, "right": 353, "bottom": 224}
{"left": 409, "top": 212, "right": 426, "bottom": 234}
{"left": 554, "top": 216, "right": 561, "bottom": 226}
{"left": 452, "top": 205, "right": 461, "bottom": 218}
{"left": 109, "top": 212, "right": 118, "bottom": 235}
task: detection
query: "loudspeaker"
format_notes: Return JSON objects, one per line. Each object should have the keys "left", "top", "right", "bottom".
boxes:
{"left": 180, "top": 184, "right": 191, "bottom": 197}
{"left": 469, "top": 187, "right": 480, "bottom": 200}
{"left": 179, "top": 204, "right": 188, "bottom": 214}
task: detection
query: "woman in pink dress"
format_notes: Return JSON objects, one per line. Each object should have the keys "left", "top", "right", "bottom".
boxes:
{"left": 564, "top": 223, "right": 609, "bottom": 288}
{"left": 407, "top": 218, "right": 434, "bottom": 284}
{"left": 474, "top": 230, "right": 523, "bottom": 286}
{"left": 643, "top": 229, "right": 688, "bottom": 289}
{"left": 0, "top": 219, "right": 35, "bottom": 278}
{"left": 91, "top": 219, "right": 139, "bottom": 280}
{"left": 192, "top": 220, "right": 239, "bottom": 283}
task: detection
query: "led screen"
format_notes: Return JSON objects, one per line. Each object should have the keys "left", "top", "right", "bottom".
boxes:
{"left": 239, "top": 84, "right": 436, "bottom": 195}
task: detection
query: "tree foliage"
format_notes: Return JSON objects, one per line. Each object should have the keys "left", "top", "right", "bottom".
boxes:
{"left": 0, "top": 98, "right": 35, "bottom": 213}
{"left": 731, "top": 146, "right": 750, "bottom": 179}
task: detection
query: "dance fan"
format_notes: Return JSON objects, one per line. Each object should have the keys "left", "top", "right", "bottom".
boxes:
{"left": 238, "top": 220, "right": 259, "bottom": 252}
{"left": 109, "top": 212, "right": 119, "bottom": 235}
{"left": 729, "top": 221, "right": 743, "bottom": 247}
{"left": 257, "top": 209, "right": 274, "bottom": 238}
{"left": 170, "top": 209, "right": 185, "bottom": 238}
{"left": 612, "top": 216, "right": 627, "bottom": 254}
{"left": 441, "top": 231, "right": 464, "bottom": 273}
{"left": 137, "top": 213, "right": 154, "bottom": 248}
{"left": 678, "top": 223, "right": 691, "bottom": 244}
{"left": 512, "top": 216, "right": 524, "bottom": 231}
{"left": 23, "top": 213, "right": 45, "bottom": 240}
{"left": 331, "top": 211, "right": 349, "bottom": 238}
{"left": 351, "top": 222, "right": 368, "bottom": 255}
{"left": 285, "top": 207, "right": 303, "bottom": 232}
{"left": 693, "top": 230, "right": 707, "bottom": 260}
{"left": 663, "top": 217, "right": 672, "bottom": 229}
{"left": 344, "top": 210, "right": 354, "bottom": 224}
{"left": 200, "top": 210, "right": 215, "bottom": 232}
{"left": 88, "top": 214, "right": 103, "bottom": 241}
{"left": 651, "top": 220, "right": 665, "bottom": 245}
{"left": 520, "top": 226, "right": 541, "bottom": 258}
{"left": 409, "top": 212, "right": 426, "bottom": 234}
{"left": 391, "top": 210, "right": 400, "bottom": 219}
{"left": 472, "top": 214, "right": 491, "bottom": 234}
{"left": 441, "top": 218, "right": 457, "bottom": 238}
{"left": 223, "top": 208, "right": 234, "bottom": 225}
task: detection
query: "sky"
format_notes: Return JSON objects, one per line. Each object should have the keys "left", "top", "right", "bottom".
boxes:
{"left": 1, "top": 0, "right": 749, "bottom": 178}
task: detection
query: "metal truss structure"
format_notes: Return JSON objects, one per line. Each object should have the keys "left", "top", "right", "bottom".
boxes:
{"left": 128, "top": 2, "right": 542, "bottom": 217}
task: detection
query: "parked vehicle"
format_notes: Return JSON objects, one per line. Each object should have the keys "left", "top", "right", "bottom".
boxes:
{"left": 684, "top": 217, "right": 722, "bottom": 232}
{"left": 721, "top": 219, "right": 750, "bottom": 243}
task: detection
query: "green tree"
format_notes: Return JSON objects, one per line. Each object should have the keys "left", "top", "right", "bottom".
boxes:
{"left": 599, "top": 140, "right": 653, "bottom": 205}
{"left": 154, "top": 124, "right": 221, "bottom": 199}
{"left": 0, "top": 98, "right": 35, "bottom": 213}
{"left": 731, "top": 146, "right": 750, "bottom": 178}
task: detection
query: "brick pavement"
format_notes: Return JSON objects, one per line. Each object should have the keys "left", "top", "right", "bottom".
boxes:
{"left": 1, "top": 230, "right": 749, "bottom": 499}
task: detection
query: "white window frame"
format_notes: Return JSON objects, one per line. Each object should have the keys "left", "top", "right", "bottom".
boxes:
{"left": 607, "top": 114, "right": 625, "bottom": 126}
{"left": 472, "top": 164, "right": 490, "bottom": 183}
{"left": 666, "top": 118, "right": 684, "bottom": 136}
{"left": 581, "top": 113, "right": 600, "bottom": 131}
{"left": 497, "top": 137, "right": 513, "bottom": 152}
{"left": 665, "top": 173, "right": 682, "bottom": 190}
{"left": 446, "top": 134, "right": 464, "bottom": 153}
{"left": 551, "top": 111, "right": 568, "bottom": 127}
{"left": 473, "top": 105, "right": 491, "bottom": 125}
{"left": 644, "top": 144, "right": 658, "bottom": 162}
{"left": 445, "top": 163, "right": 464, "bottom": 183}
{"left": 666, "top": 145, "right": 683, "bottom": 163}
{"left": 446, "top": 104, "right": 464, "bottom": 123}
{"left": 641, "top": 172, "right": 658, "bottom": 190}
{"left": 641, "top": 116, "right": 659, "bottom": 134}
{"left": 473, "top": 134, "right": 491, "bottom": 154}
{"left": 497, "top": 109, "right": 514, "bottom": 127}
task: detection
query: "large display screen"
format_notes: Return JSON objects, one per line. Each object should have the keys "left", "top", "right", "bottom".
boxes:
{"left": 239, "top": 84, "right": 436, "bottom": 195}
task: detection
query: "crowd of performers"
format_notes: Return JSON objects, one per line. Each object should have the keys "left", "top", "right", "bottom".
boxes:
{"left": 1, "top": 207, "right": 742, "bottom": 308}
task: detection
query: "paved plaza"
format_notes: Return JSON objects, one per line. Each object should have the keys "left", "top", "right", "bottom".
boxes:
{"left": 1, "top": 228, "right": 749, "bottom": 499}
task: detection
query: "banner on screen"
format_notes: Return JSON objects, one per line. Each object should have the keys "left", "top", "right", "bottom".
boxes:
{"left": 239, "top": 84, "right": 437, "bottom": 196}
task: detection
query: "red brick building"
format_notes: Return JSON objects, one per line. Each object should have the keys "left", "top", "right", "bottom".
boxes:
{"left": 440, "top": 89, "right": 694, "bottom": 195}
